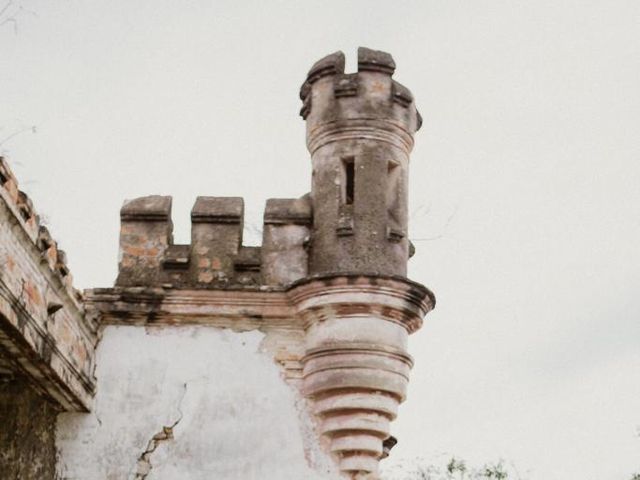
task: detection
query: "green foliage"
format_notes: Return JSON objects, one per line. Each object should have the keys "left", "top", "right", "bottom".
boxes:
{"left": 384, "top": 456, "right": 520, "bottom": 480}
{"left": 385, "top": 426, "right": 640, "bottom": 479}
{"left": 481, "top": 462, "right": 508, "bottom": 479}
{"left": 447, "top": 457, "right": 466, "bottom": 476}
{"left": 386, "top": 455, "right": 640, "bottom": 480}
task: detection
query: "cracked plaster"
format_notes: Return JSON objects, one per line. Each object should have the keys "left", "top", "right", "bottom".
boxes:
{"left": 56, "top": 325, "right": 337, "bottom": 480}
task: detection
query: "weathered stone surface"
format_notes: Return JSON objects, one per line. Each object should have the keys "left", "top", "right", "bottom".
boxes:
{"left": 120, "top": 195, "right": 172, "bottom": 221}
{"left": 0, "top": 377, "right": 58, "bottom": 480}
{"left": 191, "top": 196, "right": 244, "bottom": 223}
{"left": 86, "top": 272, "right": 434, "bottom": 478}
{"left": 295, "top": 48, "right": 430, "bottom": 478}
{"left": 306, "top": 51, "right": 345, "bottom": 85}
{"left": 234, "top": 246, "right": 262, "bottom": 285}
{"left": 117, "top": 195, "right": 174, "bottom": 287}
{"left": 85, "top": 286, "right": 308, "bottom": 385}
{"left": 190, "top": 196, "right": 244, "bottom": 286}
{"left": 301, "top": 49, "right": 420, "bottom": 278}
{"left": 262, "top": 196, "right": 312, "bottom": 285}
{"left": 263, "top": 196, "right": 312, "bottom": 226}
{"left": 357, "top": 47, "right": 396, "bottom": 74}
{"left": 290, "top": 274, "right": 433, "bottom": 477}
{"left": 0, "top": 156, "right": 96, "bottom": 477}
{"left": 0, "top": 157, "right": 96, "bottom": 412}
{"left": 56, "top": 326, "right": 336, "bottom": 480}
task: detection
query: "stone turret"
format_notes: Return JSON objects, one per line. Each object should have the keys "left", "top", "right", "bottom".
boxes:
{"left": 293, "top": 48, "right": 432, "bottom": 479}
{"left": 107, "top": 47, "right": 433, "bottom": 480}
{"left": 301, "top": 47, "right": 421, "bottom": 277}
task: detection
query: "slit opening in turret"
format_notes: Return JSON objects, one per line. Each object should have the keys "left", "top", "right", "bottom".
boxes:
{"left": 386, "top": 161, "right": 402, "bottom": 235}
{"left": 342, "top": 157, "right": 355, "bottom": 205}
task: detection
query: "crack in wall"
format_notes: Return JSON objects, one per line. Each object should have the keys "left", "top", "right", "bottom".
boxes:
{"left": 133, "top": 383, "right": 187, "bottom": 480}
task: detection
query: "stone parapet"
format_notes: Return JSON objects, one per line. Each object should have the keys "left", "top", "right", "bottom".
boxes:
{"left": 116, "top": 194, "right": 312, "bottom": 289}
{"left": 262, "top": 196, "right": 312, "bottom": 285}
{"left": 0, "top": 157, "right": 97, "bottom": 411}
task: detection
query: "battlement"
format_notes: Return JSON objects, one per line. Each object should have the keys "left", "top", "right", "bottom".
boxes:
{"left": 0, "top": 157, "right": 96, "bottom": 412}
{"left": 0, "top": 157, "right": 80, "bottom": 298}
{"left": 116, "top": 194, "right": 312, "bottom": 288}
{"left": 300, "top": 47, "right": 421, "bottom": 155}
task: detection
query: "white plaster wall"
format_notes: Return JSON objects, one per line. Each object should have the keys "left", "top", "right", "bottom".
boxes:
{"left": 56, "top": 325, "right": 337, "bottom": 480}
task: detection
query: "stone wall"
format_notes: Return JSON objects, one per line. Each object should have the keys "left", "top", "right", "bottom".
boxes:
{"left": 116, "top": 194, "right": 312, "bottom": 289}
{"left": 0, "top": 157, "right": 97, "bottom": 411}
{"left": 0, "top": 157, "right": 97, "bottom": 478}
{"left": 56, "top": 325, "right": 336, "bottom": 480}
{"left": 0, "top": 377, "right": 58, "bottom": 480}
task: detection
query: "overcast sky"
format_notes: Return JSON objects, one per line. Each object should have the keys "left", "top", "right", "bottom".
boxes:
{"left": 2, "top": 1, "right": 639, "bottom": 478}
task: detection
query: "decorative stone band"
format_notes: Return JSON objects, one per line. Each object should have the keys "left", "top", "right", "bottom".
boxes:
{"left": 306, "top": 118, "right": 415, "bottom": 156}
{"left": 288, "top": 274, "right": 433, "bottom": 333}
{"left": 289, "top": 274, "right": 434, "bottom": 478}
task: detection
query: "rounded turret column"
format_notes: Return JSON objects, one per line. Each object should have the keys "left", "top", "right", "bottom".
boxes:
{"left": 301, "top": 47, "right": 421, "bottom": 277}
{"left": 297, "top": 48, "right": 433, "bottom": 479}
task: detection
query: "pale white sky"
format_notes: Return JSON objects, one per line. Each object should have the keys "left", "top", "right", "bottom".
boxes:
{"left": 2, "top": 1, "right": 639, "bottom": 478}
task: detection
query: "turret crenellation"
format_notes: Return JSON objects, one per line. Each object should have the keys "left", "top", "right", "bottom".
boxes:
{"left": 300, "top": 48, "right": 420, "bottom": 134}
{"left": 357, "top": 46, "right": 395, "bottom": 74}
